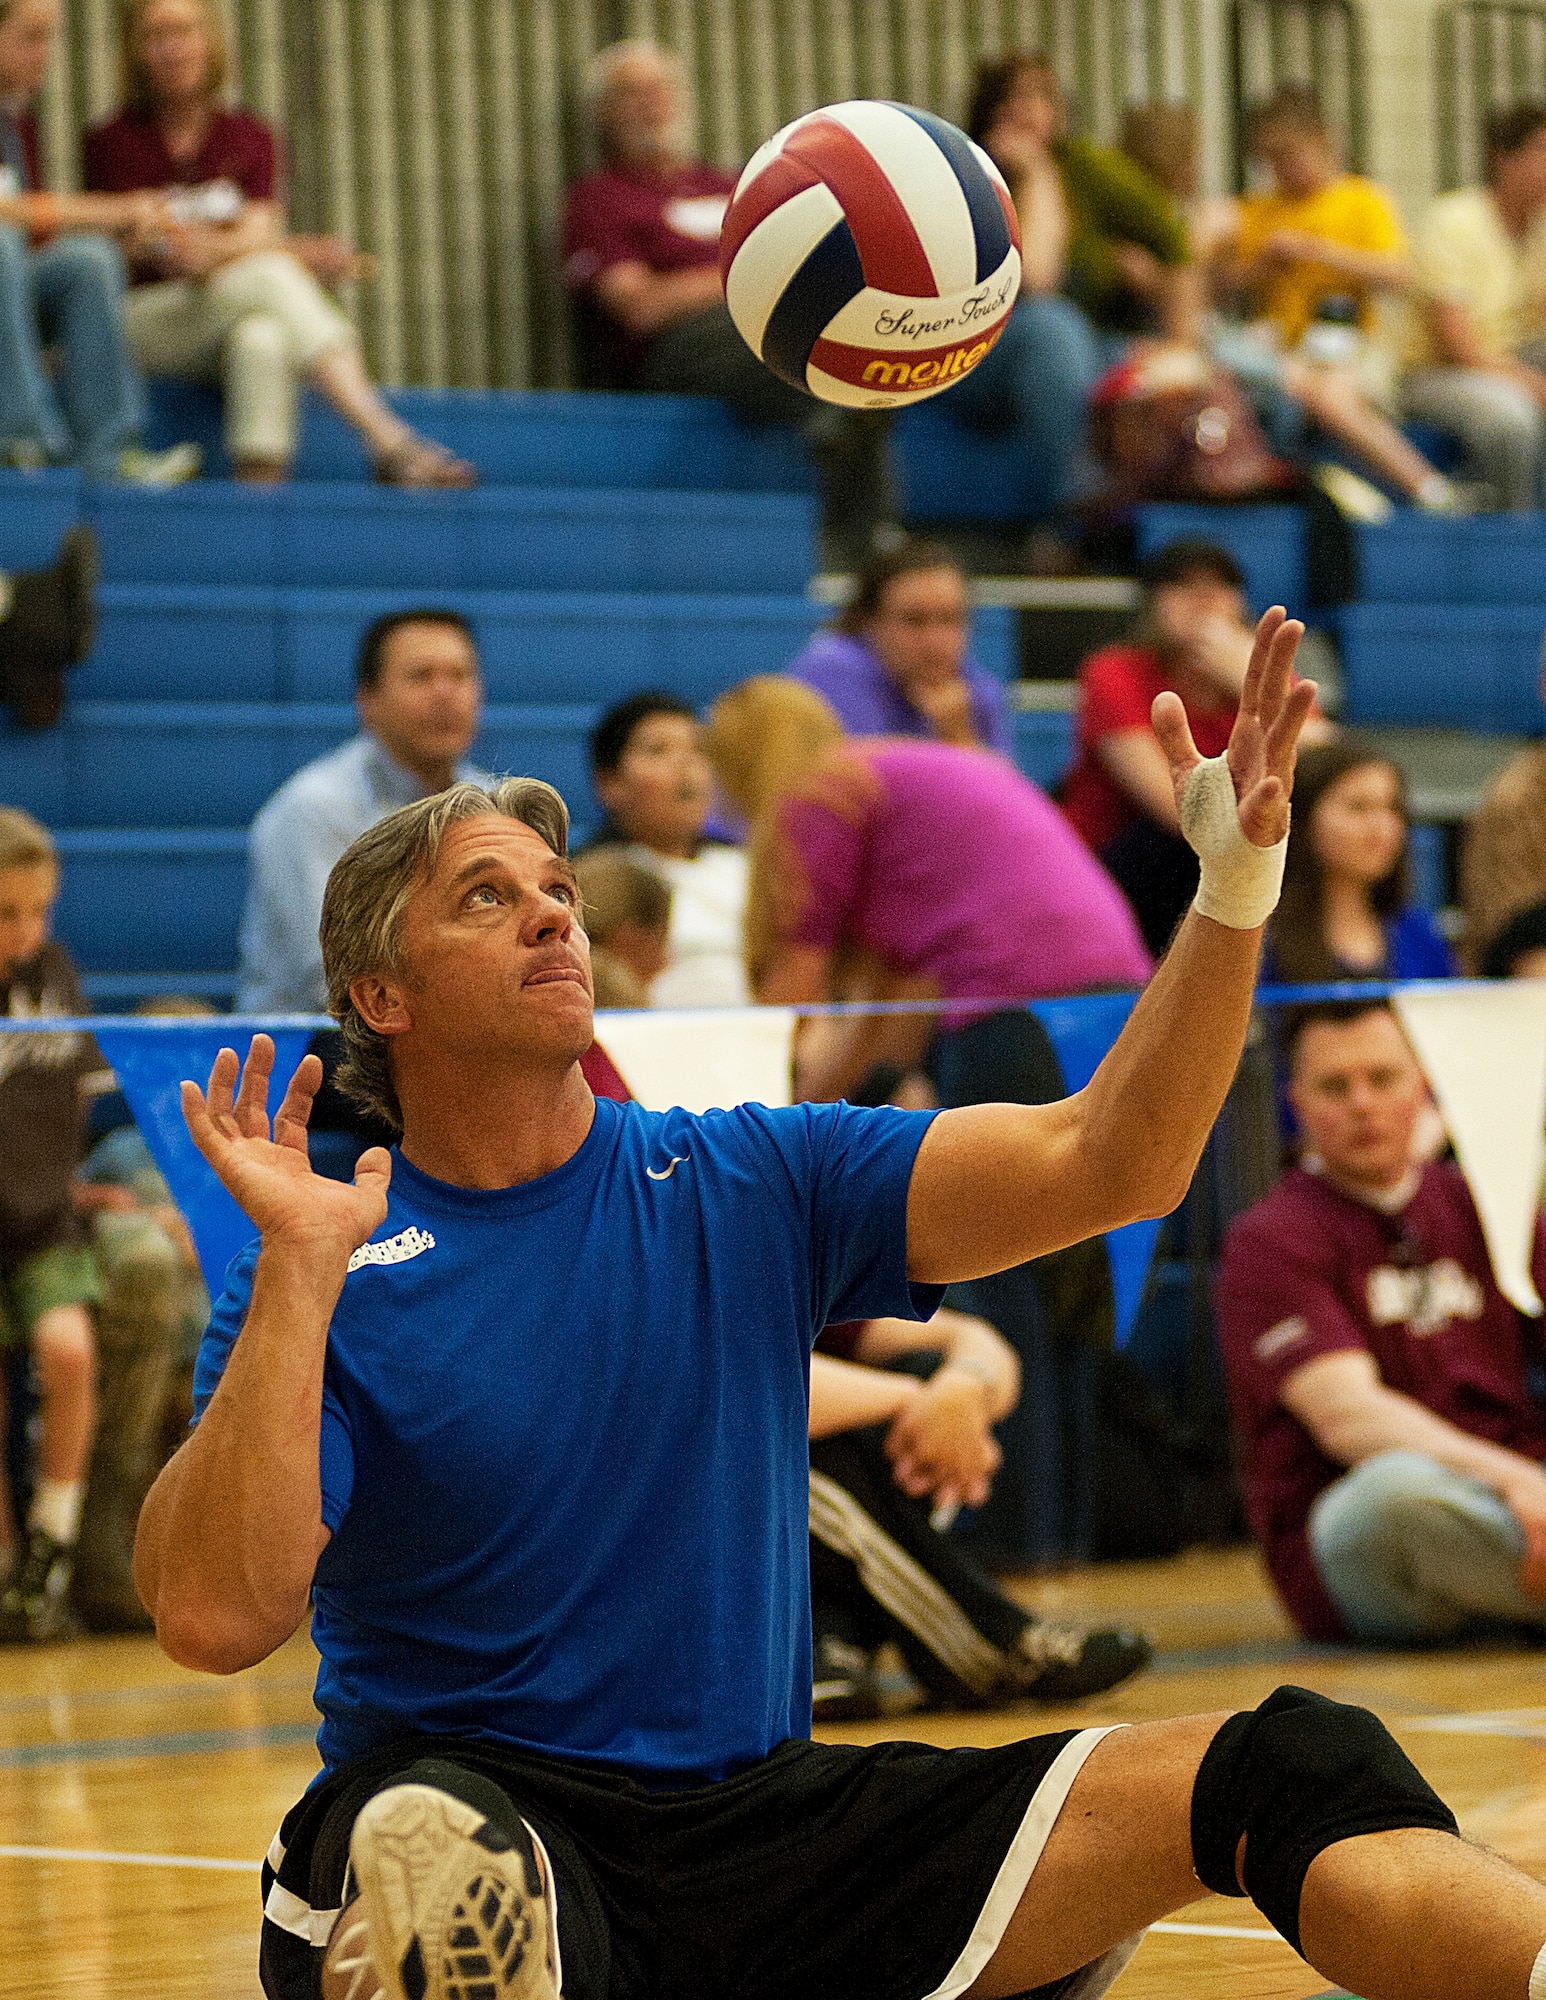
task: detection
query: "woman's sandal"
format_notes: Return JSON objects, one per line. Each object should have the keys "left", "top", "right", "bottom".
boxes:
{"left": 372, "top": 433, "right": 477, "bottom": 488}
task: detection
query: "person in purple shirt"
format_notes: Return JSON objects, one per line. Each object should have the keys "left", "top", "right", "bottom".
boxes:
{"left": 705, "top": 674, "right": 1151, "bottom": 1359}
{"left": 785, "top": 540, "right": 1014, "bottom": 758}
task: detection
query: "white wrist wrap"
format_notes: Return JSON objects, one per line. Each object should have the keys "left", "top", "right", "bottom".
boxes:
{"left": 1530, "top": 1939, "right": 1546, "bottom": 2000}
{"left": 1180, "top": 752, "right": 1288, "bottom": 931}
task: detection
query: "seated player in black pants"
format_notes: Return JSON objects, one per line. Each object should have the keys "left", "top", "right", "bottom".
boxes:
{"left": 809, "top": 1310, "right": 1150, "bottom": 1715}
{"left": 137, "top": 608, "right": 1546, "bottom": 2000}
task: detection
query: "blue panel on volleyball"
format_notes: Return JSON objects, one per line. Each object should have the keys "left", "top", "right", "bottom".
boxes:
{"left": 760, "top": 219, "right": 867, "bottom": 389}
{"left": 1339, "top": 602, "right": 1546, "bottom": 731}
{"left": 1354, "top": 515, "right": 1546, "bottom": 606}
{"left": 897, "top": 106, "right": 1013, "bottom": 281}
{"left": 1135, "top": 503, "right": 1308, "bottom": 615}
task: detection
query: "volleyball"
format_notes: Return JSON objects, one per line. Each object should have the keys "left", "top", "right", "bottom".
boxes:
{"left": 719, "top": 100, "right": 1022, "bottom": 410}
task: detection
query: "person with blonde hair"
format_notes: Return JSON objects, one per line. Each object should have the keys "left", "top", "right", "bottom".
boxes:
{"left": 571, "top": 849, "right": 671, "bottom": 1009}
{"left": 82, "top": 0, "right": 473, "bottom": 485}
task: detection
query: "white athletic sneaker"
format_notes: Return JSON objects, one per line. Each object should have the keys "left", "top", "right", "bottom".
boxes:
{"left": 348, "top": 1784, "right": 557, "bottom": 2000}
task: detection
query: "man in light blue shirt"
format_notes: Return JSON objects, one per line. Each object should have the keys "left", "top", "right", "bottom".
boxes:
{"left": 236, "top": 609, "right": 488, "bottom": 1012}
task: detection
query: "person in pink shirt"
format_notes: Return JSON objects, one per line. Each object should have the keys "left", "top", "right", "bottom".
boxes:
{"left": 1217, "top": 1000, "right": 1546, "bottom": 1642}
{"left": 563, "top": 39, "right": 891, "bottom": 564}
{"left": 704, "top": 675, "right": 1151, "bottom": 1355}
{"left": 83, "top": 0, "right": 472, "bottom": 486}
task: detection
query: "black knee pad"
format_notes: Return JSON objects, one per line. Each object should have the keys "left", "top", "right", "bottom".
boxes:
{"left": 1190, "top": 1684, "right": 1458, "bottom": 1952}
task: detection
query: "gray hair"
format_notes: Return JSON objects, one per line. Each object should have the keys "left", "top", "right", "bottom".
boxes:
{"left": 320, "top": 777, "right": 570, "bottom": 1131}
{"left": 584, "top": 38, "right": 692, "bottom": 159}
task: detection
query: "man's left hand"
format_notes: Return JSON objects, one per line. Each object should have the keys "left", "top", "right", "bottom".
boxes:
{"left": 1152, "top": 603, "right": 1315, "bottom": 850}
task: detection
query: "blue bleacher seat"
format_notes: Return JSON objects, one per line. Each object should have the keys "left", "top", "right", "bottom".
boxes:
{"left": 53, "top": 828, "right": 247, "bottom": 976}
{"left": 1339, "top": 602, "right": 1546, "bottom": 732}
{"left": 1012, "top": 709, "right": 1074, "bottom": 791}
{"left": 1, "top": 703, "right": 604, "bottom": 833}
{"left": 1355, "top": 516, "right": 1546, "bottom": 607}
{"left": 1134, "top": 502, "right": 1308, "bottom": 616}
{"left": 71, "top": 586, "right": 1015, "bottom": 708}
{"left": 0, "top": 468, "right": 81, "bottom": 569}
{"left": 86, "top": 483, "right": 817, "bottom": 595}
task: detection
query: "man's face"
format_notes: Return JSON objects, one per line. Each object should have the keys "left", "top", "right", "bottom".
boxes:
{"left": 0, "top": 0, "right": 58, "bottom": 98}
{"left": 0, "top": 860, "right": 56, "bottom": 981}
{"left": 357, "top": 621, "right": 482, "bottom": 778}
{"left": 1494, "top": 128, "right": 1546, "bottom": 216}
{"left": 1289, "top": 1010, "right": 1428, "bottom": 1189}
{"left": 1151, "top": 572, "right": 1246, "bottom": 649}
{"left": 594, "top": 712, "right": 712, "bottom": 854}
{"left": 865, "top": 567, "right": 971, "bottom": 694}
{"left": 135, "top": 0, "right": 215, "bottom": 103}
{"left": 382, "top": 817, "right": 594, "bottom": 1074}
{"left": 599, "top": 54, "right": 680, "bottom": 164}
{"left": 1253, "top": 121, "right": 1335, "bottom": 198}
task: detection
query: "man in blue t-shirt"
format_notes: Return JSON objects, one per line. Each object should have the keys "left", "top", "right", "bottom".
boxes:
{"left": 134, "top": 609, "right": 1546, "bottom": 2000}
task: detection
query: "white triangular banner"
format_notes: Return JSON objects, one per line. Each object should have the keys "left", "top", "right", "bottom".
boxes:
{"left": 595, "top": 1007, "right": 796, "bottom": 1115}
{"left": 1394, "top": 982, "right": 1546, "bottom": 1316}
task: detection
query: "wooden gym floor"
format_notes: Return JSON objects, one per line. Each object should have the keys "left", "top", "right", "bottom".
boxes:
{"left": 2, "top": 1544, "right": 1542, "bottom": 1999}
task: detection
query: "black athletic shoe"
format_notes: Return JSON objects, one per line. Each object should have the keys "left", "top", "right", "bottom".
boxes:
{"left": 349, "top": 1784, "right": 557, "bottom": 2000}
{"left": 0, "top": 1527, "right": 77, "bottom": 1642}
{"left": 1012, "top": 1621, "right": 1153, "bottom": 1702}
{"left": 812, "top": 1632, "right": 884, "bottom": 1721}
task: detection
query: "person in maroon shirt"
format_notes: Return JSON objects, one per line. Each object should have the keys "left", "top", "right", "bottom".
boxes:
{"left": 0, "top": 0, "right": 197, "bottom": 482}
{"left": 564, "top": 38, "right": 891, "bottom": 565}
{"left": 83, "top": 0, "right": 472, "bottom": 486}
{"left": 1217, "top": 998, "right": 1546, "bottom": 1642}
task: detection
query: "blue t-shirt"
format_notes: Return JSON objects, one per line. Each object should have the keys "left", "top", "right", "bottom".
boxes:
{"left": 193, "top": 1096, "right": 941, "bottom": 1783}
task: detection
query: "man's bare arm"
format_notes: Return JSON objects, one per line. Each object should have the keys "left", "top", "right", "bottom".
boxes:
{"left": 906, "top": 608, "right": 1314, "bottom": 1284}
{"left": 594, "top": 260, "right": 724, "bottom": 337}
{"left": 134, "top": 1038, "right": 390, "bottom": 1674}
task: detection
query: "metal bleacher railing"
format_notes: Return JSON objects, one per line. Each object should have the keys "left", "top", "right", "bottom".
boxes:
{"left": 1435, "top": 0, "right": 1546, "bottom": 188}
{"left": 40, "top": 0, "right": 1361, "bottom": 394}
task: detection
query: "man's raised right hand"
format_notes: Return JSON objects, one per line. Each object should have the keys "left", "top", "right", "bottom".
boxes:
{"left": 182, "top": 1034, "right": 391, "bottom": 1259}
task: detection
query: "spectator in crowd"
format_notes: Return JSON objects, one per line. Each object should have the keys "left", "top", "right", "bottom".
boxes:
{"left": 1404, "top": 103, "right": 1546, "bottom": 513}
{"left": 1223, "top": 86, "right": 1459, "bottom": 515}
{"left": 1462, "top": 724, "right": 1546, "bottom": 971}
{"left": 943, "top": 53, "right": 1181, "bottom": 539}
{"left": 564, "top": 39, "right": 892, "bottom": 566}
{"left": 808, "top": 1308, "right": 1150, "bottom": 1715}
{"left": 1061, "top": 538, "right": 1326, "bottom": 954}
{"left": 0, "top": 808, "right": 107, "bottom": 1639}
{"left": 1480, "top": 900, "right": 1546, "bottom": 978}
{"left": 237, "top": 609, "right": 486, "bottom": 1013}
{"left": 1217, "top": 999, "right": 1546, "bottom": 1641}
{"left": 572, "top": 849, "right": 671, "bottom": 1009}
{"left": 0, "top": 521, "right": 96, "bottom": 729}
{"left": 583, "top": 691, "right": 750, "bottom": 1009}
{"left": 1120, "top": 100, "right": 1465, "bottom": 511}
{"left": 704, "top": 676, "right": 1150, "bottom": 1107}
{"left": 784, "top": 540, "right": 1012, "bottom": 754}
{"left": 83, "top": 0, "right": 472, "bottom": 487}
{"left": 69, "top": 995, "right": 209, "bottom": 1632}
{"left": 1265, "top": 737, "right": 1457, "bottom": 982}
{"left": 0, "top": 0, "right": 198, "bottom": 483}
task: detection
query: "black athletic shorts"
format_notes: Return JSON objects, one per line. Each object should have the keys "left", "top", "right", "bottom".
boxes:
{"left": 259, "top": 1725, "right": 1137, "bottom": 2000}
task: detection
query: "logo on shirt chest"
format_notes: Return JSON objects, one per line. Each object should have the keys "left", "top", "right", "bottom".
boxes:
{"left": 1366, "top": 1258, "right": 1485, "bottom": 1336}
{"left": 347, "top": 1225, "right": 436, "bottom": 1273}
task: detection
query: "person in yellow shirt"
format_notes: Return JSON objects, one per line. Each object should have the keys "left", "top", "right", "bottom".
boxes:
{"left": 1403, "top": 104, "right": 1546, "bottom": 512}
{"left": 1232, "top": 90, "right": 1412, "bottom": 347}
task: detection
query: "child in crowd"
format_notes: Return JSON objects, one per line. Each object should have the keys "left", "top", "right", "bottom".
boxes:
{"left": 1265, "top": 737, "right": 1458, "bottom": 982}
{"left": 573, "top": 850, "right": 672, "bottom": 1009}
{"left": 0, "top": 809, "right": 105, "bottom": 1639}
{"left": 583, "top": 691, "right": 750, "bottom": 1009}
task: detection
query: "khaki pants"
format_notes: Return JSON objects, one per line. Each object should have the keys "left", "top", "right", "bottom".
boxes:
{"left": 123, "top": 249, "right": 355, "bottom": 464}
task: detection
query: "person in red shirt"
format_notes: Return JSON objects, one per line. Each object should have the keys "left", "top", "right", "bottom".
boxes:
{"left": 83, "top": 0, "right": 472, "bottom": 486}
{"left": 1062, "top": 538, "right": 1300, "bottom": 953}
{"left": 563, "top": 39, "right": 891, "bottom": 566}
{"left": 1216, "top": 999, "right": 1546, "bottom": 1642}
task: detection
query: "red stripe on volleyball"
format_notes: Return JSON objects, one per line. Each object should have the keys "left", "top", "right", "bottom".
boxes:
{"left": 783, "top": 116, "right": 938, "bottom": 297}
{"left": 808, "top": 313, "right": 1010, "bottom": 391}
{"left": 718, "top": 152, "right": 825, "bottom": 280}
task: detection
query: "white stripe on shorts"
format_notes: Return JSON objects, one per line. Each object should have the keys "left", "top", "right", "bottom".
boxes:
{"left": 919, "top": 1725, "right": 1130, "bottom": 2000}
